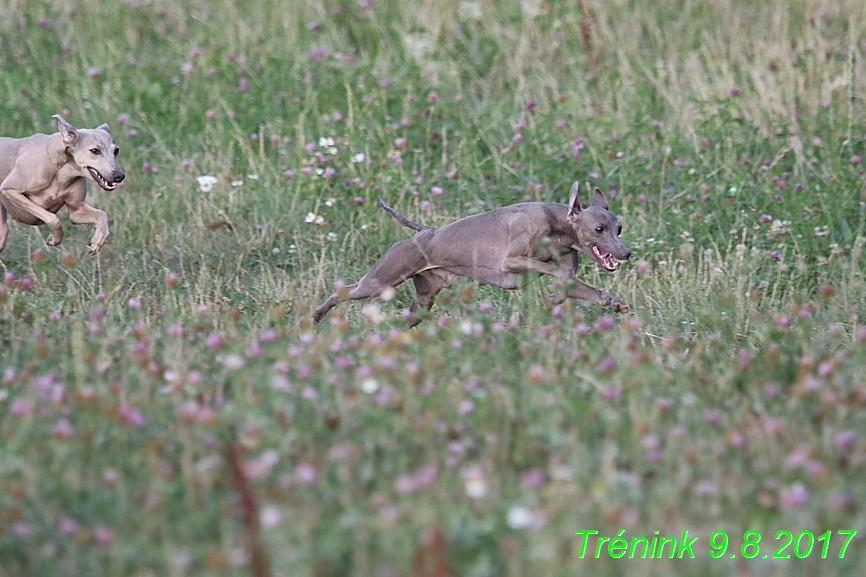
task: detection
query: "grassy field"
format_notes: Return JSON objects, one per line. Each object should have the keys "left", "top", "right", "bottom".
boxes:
{"left": 1, "top": 0, "right": 866, "bottom": 575}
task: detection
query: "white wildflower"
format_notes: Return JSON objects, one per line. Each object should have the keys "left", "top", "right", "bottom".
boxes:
{"left": 196, "top": 175, "right": 218, "bottom": 192}
{"left": 463, "top": 465, "right": 487, "bottom": 498}
{"left": 352, "top": 152, "right": 365, "bottom": 163}
{"left": 360, "top": 377, "right": 379, "bottom": 394}
{"left": 231, "top": 179, "right": 244, "bottom": 187}
{"left": 361, "top": 303, "right": 384, "bottom": 323}
{"left": 506, "top": 506, "right": 534, "bottom": 529}
{"left": 223, "top": 354, "right": 245, "bottom": 369}
{"left": 325, "top": 197, "right": 336, "bottom": 207}
{"left": 260, "top": 505, "right": 281, "bottom": 528}
{"left": 305, "top": 212, "right": 317, "bottom": 223}
{"left": 768, "top": 219, "right": 790, "bottom": 239}
{"left": 380, "top": 287, "right": 396, "bottom": 301}
{"left": 327, "top": 232, "right": 338, "bottom": 241}
{"left": 318, "top": 137, "right": 335, "bottom": 148}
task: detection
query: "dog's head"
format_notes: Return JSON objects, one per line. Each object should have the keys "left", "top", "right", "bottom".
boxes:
{"left": 53, "top": 114, "right": 125, "bottom": 191}
{"left": 566, "top": 181, "right": 631, "bottom": 271}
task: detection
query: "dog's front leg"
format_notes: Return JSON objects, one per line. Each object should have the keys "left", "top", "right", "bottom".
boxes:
{"left": 545, "top": 252, "right": 579, "bottom": 305}
{"left": 0, "top": 186, "right": 64, "bottom": 246}
{"left": 68, "top": 203, "right": 109, "bottom": 254}
{"left": 563, "top": 278, "right": 630, "bottom": 313}
{"left": 0, "top": 205, "right": 8, "bottom": 253}
{"left": 502, "top": 255, "right": 561, "bottom": 277}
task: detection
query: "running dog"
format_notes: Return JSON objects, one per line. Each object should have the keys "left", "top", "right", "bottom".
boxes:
{"left": 0, "top": 114, "right": 124, "bottom": 254}
{"left": 314, "top": 182, "right": 631, "bottom": 326}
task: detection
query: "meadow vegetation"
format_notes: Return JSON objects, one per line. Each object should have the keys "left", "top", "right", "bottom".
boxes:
{"left": 1, "top": 0, "right": 865, "bottom": 575}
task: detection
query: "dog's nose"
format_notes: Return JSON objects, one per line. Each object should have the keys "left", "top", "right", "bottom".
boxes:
{"left": 623, "top": 249, "right": 632, "bottom": 260}
{"left": 113, "top": 171, "right": 125, "bottom": 183}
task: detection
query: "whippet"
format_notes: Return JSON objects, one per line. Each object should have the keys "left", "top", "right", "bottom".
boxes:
{"left": 314, "top": 182, "right": 631, "bottom": 326}
{"left": 0, "top": 115, "right": 124, "bottom": 254}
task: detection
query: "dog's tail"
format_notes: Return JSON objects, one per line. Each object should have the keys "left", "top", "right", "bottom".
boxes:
{"left": 378, "top": 197, "right": 431, "bottom": 232}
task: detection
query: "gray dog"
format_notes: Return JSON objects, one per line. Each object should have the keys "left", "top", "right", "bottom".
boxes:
{"left": 0, "top": 115, "right": 124, "bottom": 254}
{"left": 314, "top": 182, "right": 631, "bottom": 326}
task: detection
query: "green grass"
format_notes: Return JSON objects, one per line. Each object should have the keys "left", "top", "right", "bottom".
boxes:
{"left": 1, "top": 0, "right": 866, "bottom": 575}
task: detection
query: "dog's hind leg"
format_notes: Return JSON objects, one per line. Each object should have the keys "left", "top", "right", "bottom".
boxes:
{"left": 407, "top": 270, "right": 452, "bottom": 327}
{"left": 313, "top": 273, "right": 396, "bottom": 322}
{"left": 312, "top": 281, "right": 359, "bottom": 322}
{"left": 312, "top": 274, "right": 398, "bottom": 323}
{"left": 313, "top": 238, "right": 431, "bottom": 322}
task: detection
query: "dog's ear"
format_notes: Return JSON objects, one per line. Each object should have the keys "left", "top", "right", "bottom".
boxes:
{"left": 567, "top": 181, "right": 582, "bottom": 221}
{"left": 95, "top": 123, "right": 110, "bottom": 133}
{"left": 52, "top": 114, "right": 78, "bottom": 146}
{"left": 591, "top": 187, "right": 609, "bottom": 210}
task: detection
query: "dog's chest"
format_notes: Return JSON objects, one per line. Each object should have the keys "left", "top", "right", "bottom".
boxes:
{"left": 3, "top": 184, "right": 75, "bottom": 225}
{"left": 29, "top": 183, "right": 73, "bottom": 211}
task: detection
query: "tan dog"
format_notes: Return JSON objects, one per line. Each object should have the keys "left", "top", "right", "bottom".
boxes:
{"left": 0, "top": 115, "right": 124, "bottom": 254}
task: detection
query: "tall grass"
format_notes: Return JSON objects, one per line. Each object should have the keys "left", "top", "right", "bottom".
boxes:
{"left": 1, "top": 1, "right": 865, "bottom": 576}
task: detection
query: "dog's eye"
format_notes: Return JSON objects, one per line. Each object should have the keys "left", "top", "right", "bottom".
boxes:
{"left": 113, "top": 148, "right": 120, "bottom": 157}
{"left": 595, "top": 226, "right": 604, "bottom": 233}
{"left": 617, "top": 225, "right": 622, "bottom": 236}
{"left": 90, "top": 148, "right": 101, "bottom": 155}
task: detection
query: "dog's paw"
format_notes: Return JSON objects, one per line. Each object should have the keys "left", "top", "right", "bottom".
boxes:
{"left": 46, "top": 229, "right": 64, "bottom": 246}
{"left": 88, "top": 235, "right": 108, "bottom": 255}
{"left": 602, "top": 291, "right": 630, "bottom": 313}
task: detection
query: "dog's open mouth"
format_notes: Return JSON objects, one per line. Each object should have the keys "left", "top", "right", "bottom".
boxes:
{"left": 87, "top": 167, "right": 116, "bottom": 191}
{"left": 592, "top": 244, "right": 619, "bottom": 272}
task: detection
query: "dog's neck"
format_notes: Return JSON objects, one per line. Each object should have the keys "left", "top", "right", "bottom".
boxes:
{"left": 545, "top": 203, "right": 585, "bottom": 251}
{"left": 54, "top": 162, "right": 85, "bottom": 190}
{"left": 47, "top": 133, "right": 85, "bottom": 188}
